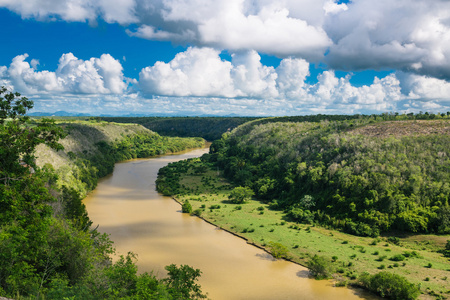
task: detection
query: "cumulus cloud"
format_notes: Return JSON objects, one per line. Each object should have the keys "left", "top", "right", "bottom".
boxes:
{"left": 3, "top": 0, "right": 450, "bottom": 80}
{"left": 138, "top": 47, "right": 410, "bottom": 114}
{"left": 0, "top": 0, "right": 137, "bottom": 23}
{"left": 3, "top": 53, "right": 127, "bottom": 95}
{"left": 324, "top": 0, "right": 450, "bottom": 80}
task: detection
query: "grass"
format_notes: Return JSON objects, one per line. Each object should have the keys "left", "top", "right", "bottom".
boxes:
{"left": 173, "top": 163, "right": 450, "bottom": 300}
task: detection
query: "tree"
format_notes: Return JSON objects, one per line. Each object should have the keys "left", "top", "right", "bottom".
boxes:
{"left": 228, "top": 186, "right": 254, "bottom": 204}
{"left": 164, "top": 264, "right": 207, "bottom": 299}
{"left": 0, "top": 87, "right": 66, "bottom": 297}
{"left": 182, "top": 200, "right": 193, "bottom": 214}
{"left": 306, "top": 255, "right": 333, "bottom": 279}
{"left": 267, "top": 241, "right": 289, "bottom": 259}
{"left": 0, "top": 86, "right": 65, "bottom": 184}
{"left": 359, "top": 271, "right": 420, "bottom": 299}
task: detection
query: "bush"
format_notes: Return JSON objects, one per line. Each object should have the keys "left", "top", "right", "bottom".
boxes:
{"left": 191, "top": 209, "right": 202, "bottom": 217}
{"left": 267, "top": 242, "right": 289, "bottom": 259}
{"left": 389, "top": 254, "right": 406, "bottom": 261}
{"left": 359, "top": 271, "right": 420, "bottom": 300}
{"left": 182, "top": 200, "right": 193, "bottom": 214}
{"left": 306, "top": 255, "right": 333, "bottom": 279}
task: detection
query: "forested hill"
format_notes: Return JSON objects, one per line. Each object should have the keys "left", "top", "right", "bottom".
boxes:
{"left": 207, "top": 117, "right": 450, "bottom": 236}
{"left": 35, "top": 120, "right": 204, "bottom": 198}
{"left": 100, "top": 116, "right": 256, "bottom": 140}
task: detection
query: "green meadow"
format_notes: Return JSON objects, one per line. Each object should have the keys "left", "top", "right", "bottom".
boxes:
{"left": 163, "top": 159, "right": 450, "bottom": 299}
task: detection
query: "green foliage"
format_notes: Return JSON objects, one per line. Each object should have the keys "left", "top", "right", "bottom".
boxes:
{"left": 440, "top": 240, "right": 450, "bottom": 257}
{"left": 0, "top": 89, "right": 206, "bottom": 299}
{"left": 267, "top": 241, "right": 289, "bottom": 259}
{"left": 0, "top": 86, "right": 65, "bottom": 184}
{"left": 182, "top": 200, "right": 193, "bottom": 214}
{"left": 306, "top": 255, "right": 333, "bottom": 279}
{"left": 208, "top": 116, "right": 450, "bottom": 235}
{"left": 359, "top": 271, "right": 420, "bottom": 299}
{"left": 164, "top": 264, "right": 207, "bottom": 299}
{"left": 389, "top": 254, "right": 406, "bottom": 261}
{"left": 228, "top": 186, "right": 254, "bottom": 204}
{"left": 101, "top": 116, "right": 255, "bottom": 141}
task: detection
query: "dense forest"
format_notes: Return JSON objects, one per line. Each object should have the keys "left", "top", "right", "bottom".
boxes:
{"left": 100, "top": 116, "right": 255, "bottom": 140}
{"left": 0, "top": 88, "right": 206, "bottom": 299}
{"left": 206, "top": 115, "right": 450, "bottom": 237}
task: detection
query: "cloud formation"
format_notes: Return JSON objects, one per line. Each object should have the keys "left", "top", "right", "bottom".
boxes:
{"left": 4, "top": 53, "right": 127, "bottom": 94}
{"left": 3, "top": 0, "right": 450, "bottom": 81}
{"left": 1, "top": 48, "right": 449, "bottom": 115}
{"left": 324, "top": 0, "right": 450, "bottom": 80}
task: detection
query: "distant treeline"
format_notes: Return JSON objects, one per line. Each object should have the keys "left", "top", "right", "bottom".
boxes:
{"left": 206, "top": 115, "right": 450, "bottom": 236}
{"left": 101, "top": 112, "right": 450, "bottom": 141}
{"left": 100, "top": 117, "right": 256, "bottom": 140}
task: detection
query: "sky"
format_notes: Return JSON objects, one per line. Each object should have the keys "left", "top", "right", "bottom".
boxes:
{"left": 1, "top": 0, "right": 450, "bottom": 116}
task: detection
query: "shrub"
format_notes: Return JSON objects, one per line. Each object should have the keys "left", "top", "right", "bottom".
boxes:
{"left": 306, "top": 255, "right": 333, "bottom": 279}
{"left": 389, "top": 254, "right": 406, "bottom": 261}
{"left": 182, "top": 200, "right": 193, "bottom": 214}
{"left": 267, "top": 242, "right": 289, "bottom": 259}
{"left": 359, "top": 271, "right": 420, "bottom": 300}
{"left": 191, "top": 209, "right": 202, "bottom": 217}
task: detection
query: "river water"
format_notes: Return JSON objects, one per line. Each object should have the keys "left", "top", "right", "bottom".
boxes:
{"left": 84, "top": 146, "right": 376, "bottom": 300}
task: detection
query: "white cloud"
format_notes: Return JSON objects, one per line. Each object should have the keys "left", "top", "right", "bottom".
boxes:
{"left": 128, "top": 0, "right": 333, "bottom": 60}
{"left": 139, "top": 47, "right": 235, "bottom": 97}
{"left": 4, "top": 53, "right": 127, "bottom": 95}
{"left": 0, "top": 0, "right": 137, "bottom": 23}
{"left": 397, "top": 72, "right": 450, "bottom": 100}
{"left": 138, "top": 47, "right": 409, "bottom": 114}
{"left": 2, "top": 48, "right": 449, "bottom": 116}
{"left": 324, "top": 0, "right": 450, "bottom": 80}
{"left": 3, "top": 0, "right": 450, "bottom": 81}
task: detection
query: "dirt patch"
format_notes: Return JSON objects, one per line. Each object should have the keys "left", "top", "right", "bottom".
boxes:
{"left": 350, "top": 120, "right": 450, "bottom": 138}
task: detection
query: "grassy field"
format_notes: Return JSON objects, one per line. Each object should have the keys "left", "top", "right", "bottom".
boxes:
{"left": 172, "top": 160, "right": 450, "bottom": 300}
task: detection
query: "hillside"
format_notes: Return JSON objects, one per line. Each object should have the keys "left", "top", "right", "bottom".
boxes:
{"left": 208, "top": 117, "right": 450, "bottom": 236}
{"left": 35, "top": 119, "right": 204, "bottom": 198}
{"left": 100, "top": 116, "right": 256, "bottom": 140}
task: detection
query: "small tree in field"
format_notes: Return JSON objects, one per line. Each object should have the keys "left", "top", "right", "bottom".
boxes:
{"left": 182, "top": 200, "right": 193, "bottom": 214}
{"left": 307, "top": 255, "right": 333, "bottom": 279}
{"left": 228, "top": 186, "right": 254, "bottom": 204}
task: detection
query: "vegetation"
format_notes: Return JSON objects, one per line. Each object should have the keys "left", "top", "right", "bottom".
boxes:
{"left": 228, "top": 186, "right": 254, "bottom": 204}
{"left": 306, "top": 255, "right": 334, "bottom": 279}
{"left": 156, "top": 145, "right": 450, "bottom": 299}
{"left": 182, "top": 200, "right": 193, "bottom": 214}
{"left": 35, "top": 120, "right": 204, "bottom": 198}
{"left": 101, "top": 116, "right": 256, "bottom": 140}
{"left": 0, "top": 87, "right": 206, "bottom": 299}
{"left": 359, "top": 271, "right": 420, "bottom": 299}
{"left": 208, "top": 115, "right": 450, "bottom": 236}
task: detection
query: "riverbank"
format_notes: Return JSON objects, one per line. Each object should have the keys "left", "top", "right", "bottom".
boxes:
{"left": 165, "top": 159, "right": 450, "bottom": 300}
{"left": 34, "top": 118, "right": 205, "bottom": 198}
{"left": 85, "top": 147, "right": 374, "bottom": 300}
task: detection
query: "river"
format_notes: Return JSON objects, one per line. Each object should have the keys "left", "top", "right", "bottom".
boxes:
{"left": 84, "top": 146, "right": 376, "bottom": 300}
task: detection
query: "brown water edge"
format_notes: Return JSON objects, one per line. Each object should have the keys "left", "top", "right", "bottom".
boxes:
{"left": 84, "top": 146, "right": 378, "bottom": 300}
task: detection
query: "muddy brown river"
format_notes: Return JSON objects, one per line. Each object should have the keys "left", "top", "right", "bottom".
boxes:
{"left": 84, "top": 146, "right": 376, "bottom": 300}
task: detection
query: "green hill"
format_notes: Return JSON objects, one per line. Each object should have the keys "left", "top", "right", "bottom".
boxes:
{"left": 208, "top": 117, "right": 450, "bottom": 236}
{"left": 35, "top": 119, "right": 204, "bottom": 198}
{"left": 100, "top": 116, "right": 256, "bottom": 140}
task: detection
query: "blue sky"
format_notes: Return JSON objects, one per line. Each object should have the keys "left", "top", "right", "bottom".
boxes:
{"left": 1, "top": 0, "right": 449, "bottom": 116}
